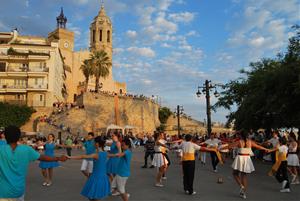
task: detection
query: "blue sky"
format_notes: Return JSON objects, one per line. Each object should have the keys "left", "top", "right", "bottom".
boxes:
{"left": 0, "top": 0, "right": 299, "bottom": 123}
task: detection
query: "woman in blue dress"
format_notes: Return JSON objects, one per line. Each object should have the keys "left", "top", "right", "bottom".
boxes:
{"left": 69, "top": 136, "right": 111, "bottom": 201}
{"left": 39, "top": 133, "right": 60, "bottom": 186}
{"left": 106, "top": 133, "right": 122, "bottom": 181}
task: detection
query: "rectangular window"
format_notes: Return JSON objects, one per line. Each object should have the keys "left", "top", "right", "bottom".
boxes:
{"left": 0, "top": 63, "right": 5, "bottom": 72}
{"left": 35, "top": 78, "right": 38, "bottom": 85}
{"left": 92, "top": 30, "right": 95, "bottom": 42}
{"left": 40, "top": 95, "right": 43, "bottom": 101}
{"left": 100, "top": 30, "right": 102, "bottom": 42}
{"left": 107, "top": 30, "right": 110, "bottom": 43}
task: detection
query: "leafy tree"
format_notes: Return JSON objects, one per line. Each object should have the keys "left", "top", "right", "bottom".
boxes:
{"left": 159, "top": 107, "right": 172, "bottom": 124}
{"left": 0, "top": 102, "right": 35, "bottom": 128}
{"left": 80, "top": 59, "right": 93, "bottom": 92}
{"left": 214, "top": 25, "right": 300, "bottom": 131}
{"left": 157, "top": 107, "right": 172, "bottom": 131}
{"left": 90, "top": 50, "right": 111, "bottom": 92}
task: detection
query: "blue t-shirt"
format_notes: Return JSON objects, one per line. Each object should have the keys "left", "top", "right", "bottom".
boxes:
{"left": 84, "top": 140, "right": 96, "bottom": 161}
{"left": 0, "top": 144, "right": 40, "bottom": 198}
{"left": 117, "top": 149, "right": 132, "bottom": 177}
{"left": 0, "top": 139, "right": 7, "bottom": 146}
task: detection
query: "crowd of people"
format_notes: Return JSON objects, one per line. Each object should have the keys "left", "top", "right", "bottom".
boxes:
{"left": 0, "top": 126, "right": 299, "bottom": 201}
{"left": 139, "top": 130, "right": 299, "bottom": 199}
{"left": 88, "top": 90, "right": 159, "bottom": 104}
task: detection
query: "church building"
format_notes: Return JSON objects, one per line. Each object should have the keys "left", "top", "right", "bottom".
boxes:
{"left": 0, "top": 3, "right": 126, "bottom": 106}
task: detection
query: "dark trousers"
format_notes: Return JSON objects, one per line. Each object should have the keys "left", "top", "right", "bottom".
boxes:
{"left": 182, "top": 160, "right": 195, "bottom": 194}
{"left": 210, "top": 152, "right": 219, "bottom": 170}
{"left": 66, "top": 148, "right": 72, "bottom": 156}
{"left": 275, "top": 161, "right": 290, "bottom": 189}
{"left": 144, "top": 151, "right": 154, "bottom": 166}
{"left": 271, "top": 152, "right": 277, "bottom": 164}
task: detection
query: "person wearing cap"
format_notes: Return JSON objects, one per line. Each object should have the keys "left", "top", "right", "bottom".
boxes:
{"left": 0, "top": 126, "right": 68, "bottom": 201}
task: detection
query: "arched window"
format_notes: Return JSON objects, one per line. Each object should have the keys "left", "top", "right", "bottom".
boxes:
{"left": 92, "top": 30, "right": 95, "bottom": 42}
{"left": 99, "top": 30, "right": 102, "bottom": 42}
{"left": 107, "top": 30, "right": 110, "bottom": 43}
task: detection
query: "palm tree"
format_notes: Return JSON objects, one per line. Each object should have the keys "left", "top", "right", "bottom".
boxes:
{"left": 90, "top": 50, "right": 111, "bottom": 92}
{"left": 80, "top": 59, "right": 93, "bottom": 92}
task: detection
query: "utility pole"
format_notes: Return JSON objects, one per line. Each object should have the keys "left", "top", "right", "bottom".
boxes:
{"left": 205, "top": 80, "right": 212, "bottom": 136}
{"left": 175, "top": 105, "right": 184, "bottom": 136}
{"left": 196, "top": 80, "right": 222, "bottom": 137}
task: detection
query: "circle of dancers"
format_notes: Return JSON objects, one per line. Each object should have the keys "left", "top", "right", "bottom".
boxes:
{"left": 0, "top": 126, "right": 299, "bottom": 201}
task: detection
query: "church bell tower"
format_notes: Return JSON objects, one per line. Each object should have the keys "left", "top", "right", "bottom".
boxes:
{"left": 90, "top": 4, "right": 112, "bottom": 60}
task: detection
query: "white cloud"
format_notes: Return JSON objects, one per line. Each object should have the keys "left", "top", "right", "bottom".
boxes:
{"left": 186, "top": 30, "right": 197, "bottom": 36}
{"left": 161, "top": 43, "right": 172, "bottom": 48}
{"left": 126, "top": 30, "right": 137, "bottom": 39}
{"left": 249, "top": 36, "right": 265, "bottom": 47}
{"left": 138, "top": 6, "right": 156, "bottom": 26}
{"left": 113, "top": 48, "right": 124, "bottom": 55}
{"left": 179, "top": 45, "right": 192, "bottom": 51}
{"left": 168, "top": 12, "right": 196, "bottom": 23}
{"left": 217, "top": 52, "right": 233, "bottom": 63}
{"left": 154, "top": 12, "right": 178, "bottom": 34}
{"left": 242, "top": 6, "right": 271, "bottom": 32}
{"left": 142, "top": 79, "right": 152, "bottom": 85}
{"left": 25, "top": 0, "right": 29, "bottom": 8}
{"left": 158, "top": 0, "right": 173, "bottom": 11}
{"left": 127, "top": 46, "right": 156, "bottom": 58}
{"left": 68, "top": 24, "right": 81, "bottom": 38}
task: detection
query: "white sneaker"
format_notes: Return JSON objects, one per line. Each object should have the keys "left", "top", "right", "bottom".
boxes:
{"left": 281, "top": 180, "right": 288, "bottom": 189}
{"left": 239, "top": 191, "right": 246, "bottom": 199}
{"left": 190, "top": 191, "right": 196, "bottom": 195}
{"left": 280, "top": 188, "right": 290, "bottom": 193}
{"left": 155, "top": 183, "right": 164, "bottom": 187}
{"left": 239, "top": 186, "right": 245, "bottom": 194}
{"left": 291, "top": 180, "right": 300, "bottom": 185}
{"left": 42, "top": 182, "right": 47, "bottom": 186}
{"left": 162, "top": 176, "right": 167, "bottom": 180}
{"left": 46, "top": 182, "right": 52, "bottom": 187}
{"left": 112, "top": 191, "right": 121, "bottom": 196}
{"left": 185, "top": 190, "right": 189, "bottom": 194}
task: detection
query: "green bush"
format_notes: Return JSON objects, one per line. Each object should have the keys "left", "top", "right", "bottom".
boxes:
{"left": 0, "top": 102, "right": 35, "bottom": 128}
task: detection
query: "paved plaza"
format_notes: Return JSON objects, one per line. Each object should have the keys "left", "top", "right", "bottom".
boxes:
{"left": 25, "top": 148, "right": 299, "bottom": 201}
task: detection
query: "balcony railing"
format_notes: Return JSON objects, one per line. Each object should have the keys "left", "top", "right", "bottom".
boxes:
{"left": 5, "top": 66, "right": 49, "bottom": 72}
{"left": 6, "top": 85, "right": 27, "bottom": 89}
{"left": 6, "top": 67, "right": 27, "bottom": 72}
{"left": 27, "top": 84, "right": 48, "bottom": 89}
{"left": 28, "top": 67, "right": 49, "bottom": 72}
{"left": 0, "top": 84, "right": 47, "bottom": 90}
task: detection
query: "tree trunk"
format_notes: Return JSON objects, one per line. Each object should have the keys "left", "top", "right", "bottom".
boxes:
{"left": 95, "top": 76, "right": 99, "bottom": 92}
{"left": 85, "top": 78, "right": 89, "bottom": 92}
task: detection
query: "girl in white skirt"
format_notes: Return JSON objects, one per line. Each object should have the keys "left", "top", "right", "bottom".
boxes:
{"left": 229, "top": 131, "right": 270, "bottom": 199}
{"left": 287, "top": 135, "right": 299, "bottom": 184}
{"left": 152, "top": 132, "right": 169, "bottom": 187}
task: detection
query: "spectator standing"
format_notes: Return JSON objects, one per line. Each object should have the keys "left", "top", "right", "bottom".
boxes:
{"left": 141, "top": 135, "right": 155, "bottom": 168}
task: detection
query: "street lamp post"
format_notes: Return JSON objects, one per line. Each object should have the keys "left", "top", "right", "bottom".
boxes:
{"left": 174, "top": 105, "right": 184, "bottom": 136}
{"left": 196, "top": 80, "right": 222, "bottom": 137}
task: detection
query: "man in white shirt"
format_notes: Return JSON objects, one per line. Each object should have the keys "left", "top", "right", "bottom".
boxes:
{"left": 203, "top": 133, "right": 221, "bottom": 172}
{"left": 267, "top": 131, "right": 279, "bottom": 164}
{"left": 179, "top": 134, "right": 214, "bottom": 195}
